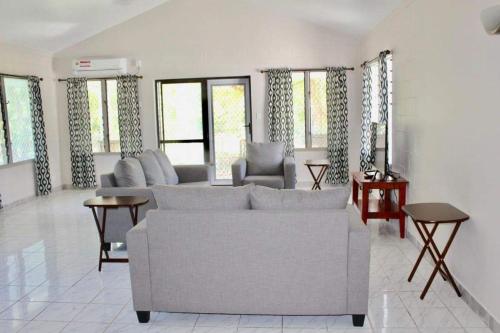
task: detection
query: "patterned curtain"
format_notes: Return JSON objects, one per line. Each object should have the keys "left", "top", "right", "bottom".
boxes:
{"left": 325, "top": 68, "right": 349, "bottom": 185}
{"left": 359, "top": 65, "right": 374, "bottom": 171}
{"left": 27, "top": 77, "right": 52, "bottom": 195}
{"left": 117, "top": 75, "right": 143, "bottom": 159}
{"left": 267, "top": 68, "right": 294, "bottom": 157}
{"left": 378, "top": 51, "right": 390, "bottom": 124}
{"left": 67, "top": 78, "right": 96, "bottom": 188}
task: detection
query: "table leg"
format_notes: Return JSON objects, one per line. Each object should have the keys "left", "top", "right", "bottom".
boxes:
{"left": 352, "top": 179, "right": 359, "bottom": 207}
{"left": 408, "top": 223, "right": 448, "bottom": 282}
{"left": 398, "top": 185, "right": 406, "bottom": 238}
{"left": 361, "top": 186, "right": 369, "bottom": 224}
{"left": 307, "top": 165, "right": 322, "bottom": 190}
{"left": 129, "top": 205, "right": 139, "bottom": 226}
{"left": 316, "top": 166, "right": 328, "bottom": 189}
{"left": 420, "top": 222, "right": 462, "bottom": 299}
{"left": 90, "top": 207, "right": 109, "bottom": 272}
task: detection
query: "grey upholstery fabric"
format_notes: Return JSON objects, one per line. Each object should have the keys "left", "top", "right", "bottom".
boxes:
{"left": 114, "top": 158, "right": 147, "bottom": 187}
{"left": 250, "top": 184, "right": 351, "bottom": 210}
{"left": 174, "top": 164, "right": 210, "bottom": 183}
{"left": 126, "top": 221, "right": 153, "bottom": 310}
{"left": 242, "top": 176, "right": 284, "bottom": 189}
{"left": 138, "top": 150, "right": 166, "bottom": 186}
{"left": 100, "top": 173, "right": 117, "bottom": 187}
{"left": 95, "top": 187, "right": 157, "bottom": 243}
{"left": 346, "top": 204, "right": 370, "bottom": 314}
{"left": 145, "top": 209, "right": 349, "bottom": 315}
{"left": 152, "top": 149, "right": 179, "bottom": 185}
{"left": 177, "top": 181, "right": 210, "bottom": 187}
{"left": 231, "top": 158, "right": 247, "bottom": 187}
{"left": 246, "top": 142, "right": 284, "bottom": 176}
{"left": 152, "top": 184, "right": 253, "bottom": 210}
{"left": 283, "top": 156, "right": 296, "bottom": 189}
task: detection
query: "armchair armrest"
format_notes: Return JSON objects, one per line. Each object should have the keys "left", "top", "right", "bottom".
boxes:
{"left": 283, "top": 156, "right": 296, "bottom": 189}
{"left": 127, "top": 221, "right": 153, "bottom": 311}
{"left": 231, "top": 158, "right": 247, "bottom": 186}
{"left": 174, "top": 164, "right": 211, "bottom": 183}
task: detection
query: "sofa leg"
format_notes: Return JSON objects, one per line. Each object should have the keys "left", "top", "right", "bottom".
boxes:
{"left": 136, "top": 311, "right": 150, "bottom": 323}
{"left": 352, "top": 314, "right": 365, "bottom": 327}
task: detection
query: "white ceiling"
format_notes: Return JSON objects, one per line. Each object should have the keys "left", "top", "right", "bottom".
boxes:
{"left": 0, "top": 0, "right": 403, "bottom": 53}
{"left": 0, "top": 0, "right": 170, "bottom": 53}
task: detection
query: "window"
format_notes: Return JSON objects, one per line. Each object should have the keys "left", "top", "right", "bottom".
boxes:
{"left": 0, "top": 76, "right": 35, "bottom": 165}
{"left": 87, "top": 79, "right": 120, "bottom": 153}
{"left": 292, "top": 71, "right": 328, "bottom": 149}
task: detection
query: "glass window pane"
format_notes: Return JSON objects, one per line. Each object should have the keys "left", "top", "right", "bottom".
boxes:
{"left": 161, "top": 83, "right": 203, "bottom": 140}
{"left": 310, "top": 71, "right": 327, "bottom": 148}
{"left": 162, "top": 142, "right": 204, "bottom": 165}
{"left": 106, "top": 80, "right": 121, "bottom": 153}
{"left": 0, "top": 101, "right": 7, "bottom": 165}
{"left": 292, "top": 72, "right": 305, "bottom": 149}
{"left": 87, "top": 80, "right": 105, "bottom": 153}
{"left": 4, "top": 78, "right": 34, "bottom": 162}
{"left": 212, "top": 84, "right": 246, "bottom": 180}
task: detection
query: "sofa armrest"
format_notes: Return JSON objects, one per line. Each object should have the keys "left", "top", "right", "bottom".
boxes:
{"left": 231, "top": 158, "right": 247, "bottom": 186}
{"left": 283, "top": 156, "right": 296, "bottom": 189}
{"left": 127, "top": 221, "right": 153, "bottom": 311}
{"left": 174, "top": 164, "right": 211, "bottom": 183}
{"left": 346, "top": 204, "right": 370, "bottom": 314}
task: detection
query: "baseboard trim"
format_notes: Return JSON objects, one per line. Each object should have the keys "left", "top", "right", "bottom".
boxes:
{"left": 406, "top": 231, "right": 500, "bottom": 333}
{"left": 0, "top": 185, "right": 63, "bottom": 210}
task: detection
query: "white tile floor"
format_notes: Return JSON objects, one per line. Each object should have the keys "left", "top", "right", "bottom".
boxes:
{"left": 0, "top": 190, "right": 493, "bottom": 333}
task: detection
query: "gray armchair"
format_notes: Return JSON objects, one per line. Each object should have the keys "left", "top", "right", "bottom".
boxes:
{"left": 231, "top": 142, "right": 296, "bottom": 189}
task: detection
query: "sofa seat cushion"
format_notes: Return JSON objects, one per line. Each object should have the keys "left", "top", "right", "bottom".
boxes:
{"left": 242, "top": 175, "right": 284, "bottom": 189}
{"left": 138, "top": 150, "right": 166, "bottom": 186}
{"left": 176, "top": 181, "right": 210, "bottom": 187}
{"left": 152, "top": 184, "right": 254, "bottom": 210}
{"left": 250, "top": 184, "right": 351, "bottom": 210}
{"left": 152, "top": 149, "right": 179, "bottom": 185}
{"left": 246, "top": 142, "right": 284, "bottom": 176}
{"left": 114, "top": 158, "right": 147, "bottom": 187}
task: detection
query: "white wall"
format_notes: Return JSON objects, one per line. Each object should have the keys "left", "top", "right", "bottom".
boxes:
{"left": 0, "top": 43, "right": 62, "bottom": 206}
{"left": 362, "top": 0, "right": 500, "bottom": 321}
{"left": 53, "top": 0, "right": 362, "bottom": 185}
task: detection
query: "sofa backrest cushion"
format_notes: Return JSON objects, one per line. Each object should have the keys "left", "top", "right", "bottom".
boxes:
{"left": 138, "top": 150, "right": 166, "bottom": 186}
{"left": 152, "top": 184, "right": 254, "bottom": 210}
{"left": 152, "top": 149, "right": 179, "bottom": 185}
{"left": 114, "top": 158, "right": 147, "bottom": 187}
{"left": 250, "top": 184, "right": 351, "bottom": 210}
{"left": 246, "top": 142, "right": 284, "bottom": 176}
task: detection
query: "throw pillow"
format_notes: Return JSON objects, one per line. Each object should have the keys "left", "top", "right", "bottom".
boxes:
{"left": 250, "top": 184, "right": 351, "bottom": 210}
{"left": 114, "top": 158, "right": 147, "bottom": 187}
{"left": 246, "top": 142, "right": 284, "bottom": 176}
{"left": 138, "top": 150, "right": 166, "bottom": 186}
{"left": 152, "top": 149, "right": 179, "bottom": 185}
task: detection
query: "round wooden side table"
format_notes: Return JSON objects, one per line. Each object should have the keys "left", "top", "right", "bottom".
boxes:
{"left": 84, "top": 196, "right": 149, "bottom": 271}
{"left": 402, "top": 203, "right": 469, "bottom": 299}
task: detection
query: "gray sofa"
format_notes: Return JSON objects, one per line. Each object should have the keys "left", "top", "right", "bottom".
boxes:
{"left": 96, "top": 149, "right": 211, "bottom": 244}
{"left": 232, "top": 142, "right": 296, "bottom": 189}
{"left": 127, "top": 185, "right": 370, "bottom": 327}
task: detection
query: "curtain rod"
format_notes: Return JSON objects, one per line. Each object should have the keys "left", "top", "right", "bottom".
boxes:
{"left": 58, "top": 75, "right": 143, "bottom": 82}
{"left": 0, "top": 72, "right": 43, "bottom": 81}
{"left": 259, "top": 67, "right": 354, "bottom": 73}
{"left": 360, "top": 49, "right": 392, "bottom": 68}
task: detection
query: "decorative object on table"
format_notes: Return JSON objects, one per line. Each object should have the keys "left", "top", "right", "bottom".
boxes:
{"left": 83, "top": 196, "right": 148, "bottom": 271}
{"left": 352, "top": 171, "right": 408, "bottom": 238}
{"left": 304, "top": 159, "right": 330, "bottom": 190}
{"left": 402, "top": 203, "right": 469, "bottom": 300}
{"left": 231, "top": 142, "right": 296, "bottom": 189}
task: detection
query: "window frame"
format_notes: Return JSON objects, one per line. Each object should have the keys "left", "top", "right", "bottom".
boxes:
{"left": 0, "top": 75, "right": 35, "bottom": 166}
{"left": 293, "top": 70, "right": 328, "bottom": 150}
{"left": 88, "top": 78, "right": 120, "bottom": 154}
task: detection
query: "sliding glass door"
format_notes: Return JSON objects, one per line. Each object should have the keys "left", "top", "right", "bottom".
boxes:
{"left": 156, "top": 76, "right": 251, "bottom": 182}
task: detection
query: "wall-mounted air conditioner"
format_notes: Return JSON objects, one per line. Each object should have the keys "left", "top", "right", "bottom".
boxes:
{"left": 72, "top": 58, "right": 129, "bottom": 77}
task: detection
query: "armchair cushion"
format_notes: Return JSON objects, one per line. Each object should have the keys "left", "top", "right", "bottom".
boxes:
{"left": 246, "top": 142, "right": 284, "bottom": 176}
{"left": 138, "top": 150, "right": 166, "bottom": 186}
{"left": 152, "top": 149, "right": 179, "bottom": 185}
{"left": 242, "top": 175, "right": 284, "bottom": 189}
{"left": 250, "top": 184, "right": 351, "bottom": 210}
{"left": 114, "top": 158, "right": 147, "bottom": 187}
